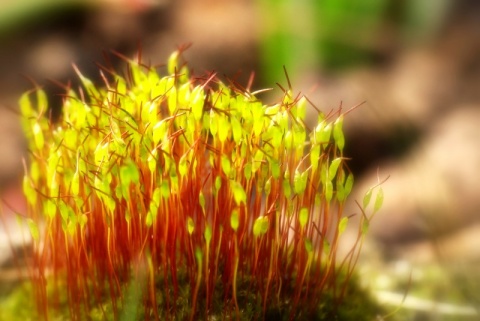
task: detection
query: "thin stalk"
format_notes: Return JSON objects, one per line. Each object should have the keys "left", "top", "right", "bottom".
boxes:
{"left": 232, "top": 235, "right": 240, "bottom": 321}
{"left": 190, "top": 248, "right": 203, "bottom": 321}
{"left": 146, "top": 253, "right": 159, "bottom": 321}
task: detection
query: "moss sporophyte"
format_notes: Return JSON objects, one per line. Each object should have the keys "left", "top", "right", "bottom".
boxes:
{"left": 18, "top": 49, "right": 384, "bottom": 320}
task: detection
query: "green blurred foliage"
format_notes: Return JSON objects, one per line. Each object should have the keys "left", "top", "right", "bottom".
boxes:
{"left": 258, "top": 0, "right": 451, "bottom": 82}
{"left": 0, "top": 0, "right": 91, "bottom": 38}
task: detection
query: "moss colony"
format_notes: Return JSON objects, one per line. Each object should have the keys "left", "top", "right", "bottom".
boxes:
{"left": 18, "top": 50, "right": 384, "bottom": 320}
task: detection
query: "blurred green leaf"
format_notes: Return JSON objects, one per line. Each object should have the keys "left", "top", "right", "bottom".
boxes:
{"left": 204, "top": 224, "right": 212, "bottom": 244}
{"left": 231, "top": 180, "right": 246, "bottom": 206}
{"left": 299, "top": 207, "right": 309, "bottom": 228}
{"left": 187, "top": 217, "right": 194, "bottom": 235}
{"left": 230, "top": 209, "right": 240, "bottom": 232}
{"left": 363, "top": 188, "right": 373, "bottom": 209}
{"left": 333, "top": 115, "right": 345, "bottom": 151}
{"left": 191, "top": 86, "right": 204, "bottom": 121}
{"left": 325, "top": 180, "right": 333, "bottom": 202}
{"left": 304, "top": 239, "right": 313, "bottom": 253}
{"left": 344, "top": 173, "right": 354, "bottom": 197}
{"left": 328, "top": 158, "right": 342, "bottom": 180}
{"left": 221, "top": 155, "right": 231, "bottom": 176}
{"left": 26, "top": 218, "right": 39, "bottom": 241}
{"left": 374, "top": 187, "right": 384, "bottom": 213}
{"left": 253, "top": 216, "right": 269, "bottom": 237}
{"left": 167, "top": 51, "right": 179, "bottom": 75}
{"left": 167, "top": 86, "right": 177, "bottom": 115}
{"left": 338, "top": 216, "right": 349, "bottom": 235}
{"left": 293, "top": 170, "right": 308, "bottom": 195}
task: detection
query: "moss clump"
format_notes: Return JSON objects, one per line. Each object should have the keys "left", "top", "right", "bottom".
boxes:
{"left": 1, "top": 272, "right": 381, "bottom": 321}
{"left": 18, "top": 49, "right": 384, "bottom": 320}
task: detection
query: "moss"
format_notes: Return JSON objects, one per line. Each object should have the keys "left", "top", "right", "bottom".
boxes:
{"left": 0, "top": 282, "right": 38, "bottom": 321}
{"left": 1, "top": 268, "right": 383, "bottom": 321}
{"left": 16, "top": 49, "right": 385, "bottom": 320}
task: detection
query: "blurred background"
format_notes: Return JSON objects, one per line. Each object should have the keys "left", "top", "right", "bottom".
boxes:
{"left": 1, "top": 0, "right": 480, "bottom": 319}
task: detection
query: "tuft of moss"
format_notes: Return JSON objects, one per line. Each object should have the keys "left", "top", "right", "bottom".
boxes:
{"left": 18, "top": 49, "right": 384, "bottom": 320}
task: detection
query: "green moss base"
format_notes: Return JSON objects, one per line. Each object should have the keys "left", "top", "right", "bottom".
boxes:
{"left": 0, "top": 271, "right": 382, "bottom": 321}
